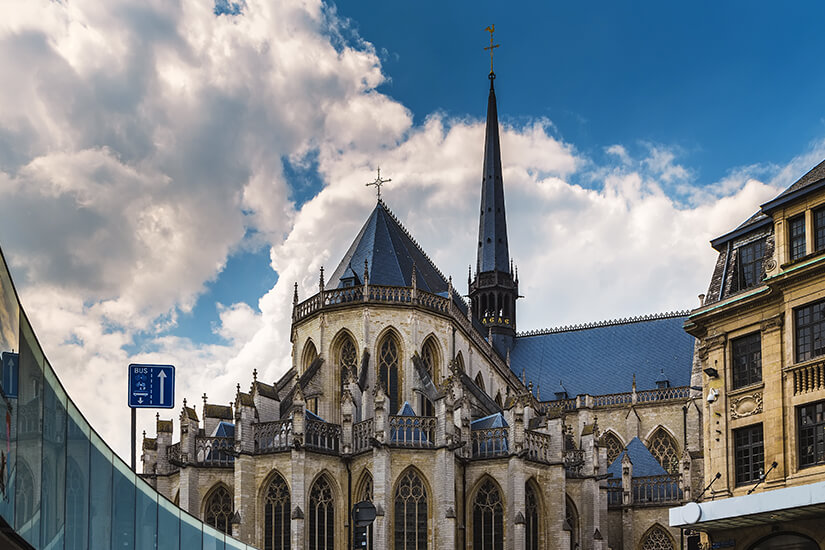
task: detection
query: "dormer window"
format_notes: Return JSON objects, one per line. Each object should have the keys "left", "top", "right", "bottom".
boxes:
{"left": 737, "top": 239, "right": 765, "bottom": 290}
{"left": 790, "top": 214, "right": 806, "bottom": 261}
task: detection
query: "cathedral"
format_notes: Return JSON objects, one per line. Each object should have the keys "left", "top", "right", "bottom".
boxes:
{"left": 142, "top": 67, "right": 703, "bottom": 550}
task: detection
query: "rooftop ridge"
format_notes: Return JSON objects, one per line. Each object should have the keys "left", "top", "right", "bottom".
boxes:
{"left": 377, "top": 198, "right": 450, "bottom": 286}
{"left": 516, "top": 310, "right": 690, "bottom": 337}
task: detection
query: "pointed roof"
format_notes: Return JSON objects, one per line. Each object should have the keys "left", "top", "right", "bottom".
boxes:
{"left": 326, "top": 200, "right": 449, "bottom": 293}
{"left": 477, "top": 75, "right": 511, "bottom": 274}
{"left": 607, "top": 437, "right": 668, "bottom": 478}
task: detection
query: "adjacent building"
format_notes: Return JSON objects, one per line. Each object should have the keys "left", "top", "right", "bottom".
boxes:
{"left": 670, "top": 161, "right": 825, "bottom": 549}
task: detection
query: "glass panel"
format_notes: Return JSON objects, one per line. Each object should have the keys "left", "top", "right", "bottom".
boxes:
{"left": 181, "top": 508, "right": 203, "bottom": 549}
{"left": 0, "top": 252, "right": 20, "bottom": 527}
{"left": 203, "top": 523, "right": 226, "bottom": 550}
{"left": 112, "top": 459, "right": 136, "bottom": 550}
{"left": 225, "top": 537, "right": 248, "bottom": 550}
{"left": 89, "top": 432, "right": 113, "bottom": 548}
{"left": 136, "top": 477, "right": 158, "bottom": 550}
{"left": 16, "top": 316, "right": 43, "bottom": 546}
{"left": 66, "top": 402, "right": 90, "bottom": 550}
{"left": 157, "top": 496, "right": 181, "bottom": 550}
{"left": 41, "top": 362, "right": 67, "bottom": 549}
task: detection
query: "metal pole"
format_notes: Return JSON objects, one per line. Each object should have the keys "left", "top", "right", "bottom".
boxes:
{"left": 131, "top": 407, "right": 136, "bottom": 472}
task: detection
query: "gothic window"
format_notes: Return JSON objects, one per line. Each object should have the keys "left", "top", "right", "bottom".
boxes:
{"left": 66, "top": 460, "right": 87, "bottom": 549}
{"left": 640, "top": 525, "right": 675, "bottom": 550}
{"left": 472, "top": 479, "right": 503, "bottom": 550}
{"left": 378, "top": 334, "right": 401, "bottom": 414}
{"left": 421, "top": 338, "right": 438, "bottom": 416}
{"left": 303, "top": 340, "right": 318, "bottom": 372}
{"left": 358, "top": 473, "right": 374, "bottom": 550}
{"left": 264, "top": 472, "right": 291, "bottom": 550}
{"left": 494, "top": 392, "right": 503, "bottom": 408}
{"left": 339, "top": 336, "right": 358, "bottom": 394}
{"left": 309, "top": 475, "right": 335, "bottom": 550}
{"left": 393, "top": 469, "right": 428, "bottom": 550}
{"left": 601, "top": 432, "right": 624, "bottom": 465}
{"left": 204, "top": 485, "right": 233, "bottom": 535}
{"left": 565, "top": 496, "right": 579, "bottom": 549}
{"left": 455, "top": 352, "right": 465, "bottom": 372}
{"left": 15, "top": 461, "right": 34, "bottom": 528}
{"left": 648, "top": 428, "right": 679, "bottom": 474}
{"left": 525, "top": 481, "right": 539, "bottom": 550}
{"left": 474, "top": 372, "right": 485, "bottom": 393}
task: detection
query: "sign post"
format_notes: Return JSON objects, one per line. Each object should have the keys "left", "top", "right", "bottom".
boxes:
{"left": 128, "top": 364, "right": 175, "bottom": 472}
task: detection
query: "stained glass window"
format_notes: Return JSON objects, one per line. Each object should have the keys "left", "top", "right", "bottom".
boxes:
{"left": 264, "top": 472, "right": 290, "bottom": 550}
{"left": 525, "top": 482, "right": 538, "bottom": 550}
{"left": 601, "top": 432, "right": 624, "bottom": 465}
{"left": 641, "top": 526, "right": 674, "bottom": 550}
{"left": 204, "top": 485, "right": 233, "bottom": 535}
{"left": 309, "top": 476, "right": 334, "bottom": 550}
{"left": 379, "top": 335, "right": 400, "bottom": 413}
{"left": 394, "top": 470, "right": 427, "bottom": 550}
{"left": 339, "top": 337, "right": 357, "bottom": 394}
{"left": 472, "top": 479, "right": 503, "bottom": 550}
{"left": 648, "top": 429, "right": 679, "bottom": 474}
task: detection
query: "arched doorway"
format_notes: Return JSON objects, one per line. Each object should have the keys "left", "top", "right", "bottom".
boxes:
{"left": 750, "top": 533, "right": 818, "bottom": 550}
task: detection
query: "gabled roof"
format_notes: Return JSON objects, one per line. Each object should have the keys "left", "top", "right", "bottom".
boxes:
{"left": 471, "top": 412, "right": 508, "bottom": 430}
{"left": 326, "top": 200, "right": 449, "bottom": 294}
{"left": 204, "top": 404, "right": 233, "bottom": 420}
{"left": 211, "top": 421, "right": 235, "bottom": 438}
{"left": 607, "top": 437, "right": 667, "bottom": 478}
{"left": 511, "top": 312, "right": 694, "bottom": 397}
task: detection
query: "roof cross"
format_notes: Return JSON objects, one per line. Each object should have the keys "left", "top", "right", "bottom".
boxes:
{"left": 366, "top": 166, "right": 391, "bottom": 200}
{"left": 484, "top": 25, "right": 499, "bottom": 75}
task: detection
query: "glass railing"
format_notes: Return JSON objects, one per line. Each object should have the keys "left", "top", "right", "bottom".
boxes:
{"left": 0, "top": 244, "right": 257, "bottom": 549}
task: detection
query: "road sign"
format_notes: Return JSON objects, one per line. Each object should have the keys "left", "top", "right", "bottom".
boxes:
{"left": 128, "top": 364, "right": 175, "bottom": 408}
{"left": 1, "top": 351, "right": 18, "bottom": 398}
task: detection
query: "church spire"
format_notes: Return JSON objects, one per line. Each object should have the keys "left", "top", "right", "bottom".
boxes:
{"left": 469, "top": 27, "right": 519, "bottom": 358}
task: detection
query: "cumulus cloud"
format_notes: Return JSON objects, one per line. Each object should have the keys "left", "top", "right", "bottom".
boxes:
{"left": 0, "top": 0, "right": 802, "bottom": 463}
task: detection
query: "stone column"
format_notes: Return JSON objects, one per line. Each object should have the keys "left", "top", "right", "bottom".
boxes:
{"left": 621, "top": 452, "right": 633, "bottom": 549}
{"left": 507, "top": 457, "right": 525, "bottom": 550}
{"left": 291, "top": 448, "right": 307, "bottom": 550}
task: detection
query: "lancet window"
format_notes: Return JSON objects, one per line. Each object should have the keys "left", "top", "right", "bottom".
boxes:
{"left": 394, "top": 469, "right": 428, "bottom": 550}
{"left": 525, "top": 481, "right": 539, "bottom": 550}
{"left": 358, "top": 473, "right": 374, "bottom": 550}
{"left": 472, "top": 479, "right": 503, "bottom": 550}
{"left": 339, "top": 336, "right": 357, "bottom": 394}
{"left": 264, "top": 472, "right": 291, "bottom": 550}
{"left": 421, "top": 338, "right": 438, "bottom": 416}
{"left": 309, "top": 475, "right": 335, "bottom": 550}
{"left": 204, "top": 485, "right": 233, "bottom": 535}
{"left": 601, "top": 432, "right": 624, "bottom": 465}
{"left": 648, "top": 428, "right": 679, "bottom": 474}
{"left": 378, "top": 334, "right": 401, "bottom": 413}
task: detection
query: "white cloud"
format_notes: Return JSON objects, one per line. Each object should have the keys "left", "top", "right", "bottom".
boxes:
{"left": 0, "top": 0, "right": 806, "bottom": 465}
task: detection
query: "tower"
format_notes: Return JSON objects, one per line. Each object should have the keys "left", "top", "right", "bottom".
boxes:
{"left": 469, "top": 68, "right": 519, "bottom": 357}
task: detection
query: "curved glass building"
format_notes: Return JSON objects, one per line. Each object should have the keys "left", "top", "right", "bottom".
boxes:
{"left": 0, "top": 246, "right": 257, "bottom": 549}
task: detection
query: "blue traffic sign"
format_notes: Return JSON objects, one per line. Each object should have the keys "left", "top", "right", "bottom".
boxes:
{"left": 128, "top": 364, "right": 175, "bottom": 408}
{"left": 1, "top": 351, "right": 18, "bottom": 398}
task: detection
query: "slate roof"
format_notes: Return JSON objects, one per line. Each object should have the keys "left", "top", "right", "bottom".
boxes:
{"left": 607, "top": 437, "right": 667, "bottom": 479}
{"left": 471, "top": 412, "right": 508, "bottom": 430}
{"left": 510, "top": 313, "right": 694, "bottom": 397}
{"left": 764, "top": 158, "right": 825, "bottom": 207}
{"left": 156, "top": 419, "right": 173, "bottom": 433}
{"left": 326, "top": 200, "right": 449, "bottom": 294}
{"left": 204, "top": 404, "right": 233, "bottom": 420}
{"left": 183, "top": 406, "right": 198, "bottom": 422}
{"left": 143, "top": 437, "right": 157, "bottom": 451}
{"left": 211, "top": 421, "right": 235, "bottom": 438}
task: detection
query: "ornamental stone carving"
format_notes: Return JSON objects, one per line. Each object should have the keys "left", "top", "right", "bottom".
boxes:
{"left": 761, "top": 312, "right": 784, "bottom": 333}
{"left": 730, "top": 392, "right": 763, "bottom": 419}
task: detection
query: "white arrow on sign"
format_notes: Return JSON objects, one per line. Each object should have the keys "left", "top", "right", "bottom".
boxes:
{"left": 138, "top": 397, "right": 144, "bottom": 404}
{"left": 158, "top": 369, "right": 167, "bottom": 406}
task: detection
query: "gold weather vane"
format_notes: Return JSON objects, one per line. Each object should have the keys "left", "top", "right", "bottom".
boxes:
{"left": 484, "top": 25, "right": 499, "bottom": 75}
{"left": 366, "top": 166, "right": 391, "bottom": 200}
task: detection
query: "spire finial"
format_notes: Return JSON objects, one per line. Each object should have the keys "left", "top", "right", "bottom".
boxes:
{"left": 252, "top": 368, "right": 258, "bottom": 383}
{"left": 293, "top": 282, "right": 298, "bottom": 304}
{"left": 484, "top": 25, "right": 500, "bottom": 77}
{"left": 366, "top": 166, "right": 391, "bottom": 200}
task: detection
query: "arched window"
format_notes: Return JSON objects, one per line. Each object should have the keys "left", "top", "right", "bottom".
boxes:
{"left": 525, "top": 481, "right": 539, "bottom": 550}
{"left": 15, "top": 461, "right": 34, "bottom": 527}
{"left": 472, "top": 478, "right": 503, "bottom": 550}
{"left": 648, "top": 428, "right": 679, "bottom": 474}
{"left": 378, "top": 333, "right": 401, "bottom": 414}
{"left": 66, "top": 460, "right": 87, "bottom": 549}
{"left": 302, "top": 340, "right": 318, "bottom": 371}
{"left": 565, "top": 496, "right": 579, "bottom": 549}
{"left": 601, "top": 432, "right": 624, "bottom": 465}
{"left": 455, "top": 352, "right": 465, "bottom": 372}
{"left": 474, "top": 372, "right": 485, "bottom": 393}
{"left": 338, "top": 336, "right": 358, "bottom": 395}
{"left": 751, "top": 533, "right": 819, "bottom": 550}
{"left": 264, "top": 472, "right": 291, "bottom": 550}
{"left": 204, "top": 485, "right": 233, "bottom": 535}
{"left": 421, "top": 338, "right": 439, "bottom": 416}
{"left": 640, "top": 525, "right": 675, "bottom": 550}
{"left": 309, "top": 475, "right": 335, "bottom": 550}
{"left": 394, "top": 469, "right": 428, "bottom": 550}
{"left": 357, "top": 473, "right": 374, "bottom": 550}
{"left": 494, "top": 392, "right": 503, "bottom": 408}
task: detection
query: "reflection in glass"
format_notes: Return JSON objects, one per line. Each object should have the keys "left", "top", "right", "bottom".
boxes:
{"left": 89, "top": 433, "right": 113, "bottom": 548}
{"left": 16, "top": 318, "right": 43, "bottom": 547}
{"left": 112, "top": 459, "right": 136, "bottom": 549}
{"left": 136, "top": 477, "right": 158, "bottom": 549}
{"left": 41, "top": 365, "right": 66, "bottom": 548}
{"left": 158, "top": 496, "right": 181, "bottom": 550}
{"left": 66, "top": 403, "right": 90, "bottom": 550}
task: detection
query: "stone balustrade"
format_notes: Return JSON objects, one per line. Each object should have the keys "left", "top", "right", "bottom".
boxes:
{"left": 471, "top": 427, "right": 509, "bottom": 458}
{"left": 352, "top": 418, "right": 374, "bottom": 454}
{"left": 790, "top": 359, "right": 825, "bottom": 395}
{"left": 305, "top": 418, "right": 341, "bottom": 453}
{"left": 563, "top": 449, "right": 585, "bottom": 477}
{"left": 388, "top": 415, "right": 436, "bottom": 448}
{"left": 194, "top": 436, "right": 234, "bottom": 467}
{"left": 254, "top": 419, "right": 292, "bottom": 454}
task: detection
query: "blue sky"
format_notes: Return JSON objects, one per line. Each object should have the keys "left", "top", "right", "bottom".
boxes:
{"left": 2, "top": 0, "right": 824, "bottom": 459}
